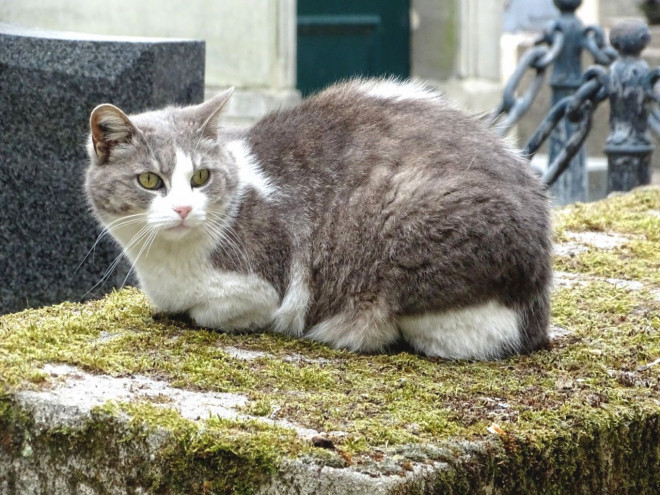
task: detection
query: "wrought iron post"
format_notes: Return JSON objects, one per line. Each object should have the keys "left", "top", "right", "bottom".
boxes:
{"left": 546, "top": 0, "right": 588, "bottom": 205}
{"left": 605, "top": 21, "right": 654, "bottom": 192}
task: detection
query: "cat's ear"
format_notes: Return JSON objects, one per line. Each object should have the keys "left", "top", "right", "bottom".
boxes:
{"left": 193, "top": 88, "right": 234, "bottom": 141}
{"left": 89, "top": 104, "right": 137, "bottom": 162}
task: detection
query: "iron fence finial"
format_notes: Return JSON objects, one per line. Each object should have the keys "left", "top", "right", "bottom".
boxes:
{"left": 553, "top": 0, "right": 582, "bottom": 14}
{"left": 609, "top": 20, "right": 651, "bottom": 56}
{"left": 605, "top": 20, "right": 655, "bottom": 192}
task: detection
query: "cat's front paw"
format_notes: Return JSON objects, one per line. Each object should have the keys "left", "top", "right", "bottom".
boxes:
{"left": 272, "top": 304, "right": 306, "bottom": 337}
{"left": 189, "top": 300, "right": 274, "bottom": 332}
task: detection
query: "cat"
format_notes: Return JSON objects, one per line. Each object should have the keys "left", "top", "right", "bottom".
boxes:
{"left": 85, "top": 78, "right": 552, "bottom": 360}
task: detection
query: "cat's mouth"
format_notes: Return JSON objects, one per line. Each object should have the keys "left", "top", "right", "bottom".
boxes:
{"left": 165, "top": 224, "right": 195, "bottom": 236}
{"left": 161, "top": 222, "right": 195, "bottom": 238}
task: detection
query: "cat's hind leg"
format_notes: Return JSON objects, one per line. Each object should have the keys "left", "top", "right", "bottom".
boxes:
{"left": 397, "top": 299, "right": 523, "bottom": 360}
{"left": 515, "top": 292, "right": 551, "bottom": 354}
{"left": 305, "top": 300, "right": 399, "bottom": 353}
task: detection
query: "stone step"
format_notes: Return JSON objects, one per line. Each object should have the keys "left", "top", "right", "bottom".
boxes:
{"left": 2, "top": 188, "right": 660, "bottom": 494}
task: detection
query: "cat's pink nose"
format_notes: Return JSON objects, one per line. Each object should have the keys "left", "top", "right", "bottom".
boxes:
{"left": 173, "top": 205, "right": 192, "bottom": 219}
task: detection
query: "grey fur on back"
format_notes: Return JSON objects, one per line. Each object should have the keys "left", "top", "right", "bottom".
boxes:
{"left": 220, "top": 80, "right": 551, "bottom": 353}
{"left": 86, "top": 78, "right": 552, "bottom": 359}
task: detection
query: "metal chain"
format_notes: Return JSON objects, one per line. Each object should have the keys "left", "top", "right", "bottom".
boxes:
{"left": 489, "top": 23, "right": 617, "bottom": 137}
{"left": 583, "top": 25, "right": 618, "bottom": 65}
{"left": 648, "top": 105, "right": 660, "bottom": 141}
{"left": 638, "top": 68, "right": 660, "bottom": 141}
{"left": 542, "top": 101, "right": 594, "bottom": 186}
{"left": 532, "top": 29, "right": 565, "bottom": 70}
{"left": 645, "top": 67, "right": 660, "bottom": 105}
{"left": 565, "top": 66, "right": 609, "bottom": 121}
{"left": 521, "top": 66, "right": 608, "bottom": 187}
{"left": 487, "top": 31, "right": 565, "bottom": 135}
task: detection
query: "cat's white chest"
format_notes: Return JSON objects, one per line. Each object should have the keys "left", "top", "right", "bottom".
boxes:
{"left": 137, "top": 254, "right": 210, "bottom": 312}
{"left": 135, "top": 243, "right": 280, "bottom": 331}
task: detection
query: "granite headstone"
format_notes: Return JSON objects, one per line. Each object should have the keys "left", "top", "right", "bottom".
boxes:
{"left": 0, "top": 23, "right": 205, "bottom": 314}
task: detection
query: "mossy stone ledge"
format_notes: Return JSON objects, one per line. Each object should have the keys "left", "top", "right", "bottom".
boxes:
{"left": 1, "top": 187, "right": 660, "bottom": 494}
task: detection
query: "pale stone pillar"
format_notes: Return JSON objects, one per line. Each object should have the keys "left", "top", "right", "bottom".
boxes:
{"left": 410, "top": 0, "right": 459, "bottom": 82}
{"left": 458, "top": 0, "right": 505, "bottom": 81}
{"left": 428, "top": 0, "right": 505, "bottom": 112}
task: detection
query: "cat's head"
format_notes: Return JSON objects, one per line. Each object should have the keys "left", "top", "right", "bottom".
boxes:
{"left": 85, "top": 89, "right": 238, "bottom": 247}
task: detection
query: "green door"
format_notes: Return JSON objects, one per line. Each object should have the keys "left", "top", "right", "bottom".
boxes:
{"left": 297, "top": 0, "right": 410, "bottom": 96}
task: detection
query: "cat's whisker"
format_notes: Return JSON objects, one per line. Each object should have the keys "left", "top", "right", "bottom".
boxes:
{"left": 205, "top": 212, "right": 253, "bottom": 272}
{"left": 73, "top": 228, "right": 112, "bottom": 279}
{"left": 101, "top": 227, "right": 149, "bottom": 279}
{"left": 114, "top": 224, "right": 158, "bottom": 286}
{"left": 81, "top": 255, "right": 126, "bottom": 300}
{"left": 202, "top": 220, "right": 247, "bottom": 272}
{"left": 204, "top": 211, "right": 236, "bottom": 238}
{"left": 122, "top": 226, "right": 160, "bottom": 288}
{"left": 97, "top": 213, "right": 149, "bottom": 239}
{"left": 73, "top": 213, "right": 148, "bottom": 278}
{"left": 205, "top": 222, "right": 250, "bottom": 272}
{"left": 142, "top": 226, "right": 160, "bottom": 262}
{"left": 223, "top": 228, "right": 253, "bottom": 273}
{"left": 105, "top": 212, "right": 149, "bottom": 228}
{"left": 81, "top": 224, "right": 153, "bottom": 299}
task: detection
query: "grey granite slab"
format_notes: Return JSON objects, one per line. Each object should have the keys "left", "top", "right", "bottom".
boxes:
{"left": 0, "top": 23, "right": 204, "bottom": 314}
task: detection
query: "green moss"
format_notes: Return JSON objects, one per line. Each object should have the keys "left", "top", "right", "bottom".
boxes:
{"left": 1, "top": 187, "right": 660, "bottom": 493}
{"left": 101, "top": 401, "right": 306, "bottom": 494}
{"left": 553, "top": 187, "right": 660, "bottom": 284}
{"left": 554, "top": 187, "right": 660, "bottom": 239}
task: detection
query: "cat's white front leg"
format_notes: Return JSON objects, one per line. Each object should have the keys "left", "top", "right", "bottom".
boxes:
{"left": 188, "top": 272, "right": 280, "bottom": 331}
{"left": 272, "top": 260, "right": 311, "bottom": 337}
{"left": 189, "top": 298, "right": 276, "bottom": 330}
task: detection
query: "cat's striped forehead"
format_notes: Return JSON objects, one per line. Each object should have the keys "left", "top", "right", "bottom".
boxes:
{"left": 133, "top": 126, "right": 201, "bottom": 177}
{"left": 148, "top": 143, "right": 178, "bottom": 176}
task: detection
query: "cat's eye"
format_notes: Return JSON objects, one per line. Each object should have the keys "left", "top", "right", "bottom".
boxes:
{"left": 137, "top": 172, "right": 163, "bottom": 190}
{"left": 191, "top": 169, "right": 210, "bottom": 187}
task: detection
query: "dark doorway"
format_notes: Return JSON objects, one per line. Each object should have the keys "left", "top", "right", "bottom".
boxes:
{"left": 297, "top": 0, "right": 411, "bottom": 96}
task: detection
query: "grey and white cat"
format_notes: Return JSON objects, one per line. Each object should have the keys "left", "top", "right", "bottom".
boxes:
{"left": 86, "top": 79, "right": 552, "bottom": 360}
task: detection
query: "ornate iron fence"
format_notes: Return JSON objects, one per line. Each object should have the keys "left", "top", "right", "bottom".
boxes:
{"left": 489, "top": 0, "right": 660, "bottom": 205}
